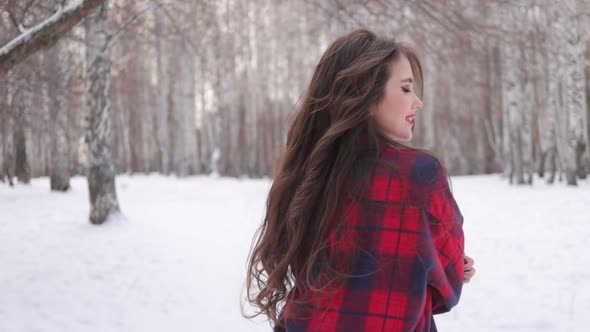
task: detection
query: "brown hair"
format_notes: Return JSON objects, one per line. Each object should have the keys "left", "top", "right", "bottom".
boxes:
{"left": 243, "top": 29, "right": 424, "bottom": 327}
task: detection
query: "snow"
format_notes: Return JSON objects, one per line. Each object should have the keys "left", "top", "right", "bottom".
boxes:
{"left": 0, "top": 174, "right": 589, "bottom": 332}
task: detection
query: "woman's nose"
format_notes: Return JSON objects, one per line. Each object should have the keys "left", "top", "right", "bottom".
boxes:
{"left": 414, "top": 97, "right": 424, "bottom": 111}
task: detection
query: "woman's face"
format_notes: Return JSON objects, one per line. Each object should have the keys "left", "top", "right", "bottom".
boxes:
{"left": 373, "top": 56, "right": 423, "bottom": 142}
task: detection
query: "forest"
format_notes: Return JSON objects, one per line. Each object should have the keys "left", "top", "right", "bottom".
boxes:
{"left": 1, "top": 0, "right": 589, "bottom": 189}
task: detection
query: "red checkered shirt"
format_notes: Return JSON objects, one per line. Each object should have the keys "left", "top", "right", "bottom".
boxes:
{"left": 283, "top": 146, "right": 465, "bottom": 332}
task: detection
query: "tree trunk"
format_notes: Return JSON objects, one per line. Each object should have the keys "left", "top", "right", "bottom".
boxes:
{"left": 171, "top": 51, "right": 198, "bottom": 177}
{"left": 563, "top": 0, "right": 588, "bottom": 185}
{"left": 13, "top": 90, "right": 30, "bottom": 184}
{"left": 503, "top": 38, "right": 524, "bottom": 184}
{"left": 84, "top": 3, "right": 119, "bottom": 224}
{"left": 49, "top": 40, "right": 71, "bottom": 191}
{"left": 1, "top": 80, "right": 15, "bottom": 186}
{"left": 521, "top": 41, "right": 534, "bottom": 185}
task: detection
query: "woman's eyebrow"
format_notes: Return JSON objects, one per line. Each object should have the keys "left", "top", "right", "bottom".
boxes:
{"left": 401, "top": 77, "right": 413, "bottom": 83}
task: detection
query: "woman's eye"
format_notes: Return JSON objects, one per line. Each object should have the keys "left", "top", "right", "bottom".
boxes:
{"left": 402, "top": 86, "right": 411, "bottom": 93}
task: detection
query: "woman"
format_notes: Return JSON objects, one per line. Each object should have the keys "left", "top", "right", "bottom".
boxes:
{"left": 244, "top": 29, "right": 476, "bottom": 332}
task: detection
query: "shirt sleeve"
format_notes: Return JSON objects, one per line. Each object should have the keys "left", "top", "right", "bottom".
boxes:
{"left": 419, "top": 157, "right": 465, "bottom": 315}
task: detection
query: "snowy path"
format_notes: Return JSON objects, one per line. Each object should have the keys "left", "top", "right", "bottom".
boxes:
{"left": 1, "top": 175, "right": 589, "bottom": 332}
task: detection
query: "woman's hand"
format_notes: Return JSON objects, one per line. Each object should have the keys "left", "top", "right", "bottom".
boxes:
{"left": 463, "top": 255, "right": 476, "bottom": 283}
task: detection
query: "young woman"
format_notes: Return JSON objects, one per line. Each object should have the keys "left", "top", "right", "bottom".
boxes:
{"left": 244, "top": 29, "right": 476, "bottom": 332}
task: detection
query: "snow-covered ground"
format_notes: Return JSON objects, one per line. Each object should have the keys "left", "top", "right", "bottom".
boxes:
{"left": 1, "top": 174, "right": 589, "bottom": 332}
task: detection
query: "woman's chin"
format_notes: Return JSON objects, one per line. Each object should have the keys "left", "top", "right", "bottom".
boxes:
{"left": 391, "top": 134, "right": 412, "bottom": 143}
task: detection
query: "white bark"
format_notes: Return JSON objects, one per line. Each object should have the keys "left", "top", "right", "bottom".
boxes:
{"left": 563, "top": 0, "right": 588, "bottom": 185}
{"left": 421, "top": 54, "right": 436, "bottom": 151}
{"left": 502, "top": 39, "right": 524, "bottom": 184}
{"left": 0, "top": 76, "right": 15, "bottom": 186}
{"left": 542, "top": 25, "right": 560, "bottom": 184}
{"left": 84, "top": 3, "right": 120, "bottom": 224}
{"left": 170, "top": 50, "right": 198, "bottom": 177}
{"left": 153, "top": 2, "right": 172, "bottom": 175}
{"left": 521, "top": 40, "right": 535, "bottom": 184}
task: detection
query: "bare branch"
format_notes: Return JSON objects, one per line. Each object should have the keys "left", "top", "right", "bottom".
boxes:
{"left": 158, "top": 3, "right": 200, "bottom": 53}
{"left": 108, "top": 1, "right": 163, "bottom": 46}
{"left": 0, "top": 0, "right": 106, "bottom": 75}
{"left": 6, "top": 8, "right": 22, "bottom": 32}
{"left": 20, "top": 0, "right": 39, "bottom": 19}
{"left": 302, "top": 0, "right": 353, "bottom": 27}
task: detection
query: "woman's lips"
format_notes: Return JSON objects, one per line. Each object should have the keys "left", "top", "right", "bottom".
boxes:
{"left": 406, "top": 114, "right": 415, "bottom": 125}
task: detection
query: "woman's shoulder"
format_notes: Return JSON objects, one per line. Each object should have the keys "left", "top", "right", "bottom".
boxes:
{"left": 362, "top": 146, "right": 447, "bottom": 205}
{"left": 380, "top": 146, "right": 445, "bottom": 185}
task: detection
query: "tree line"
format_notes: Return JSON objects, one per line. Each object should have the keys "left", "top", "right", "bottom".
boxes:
{"left": 1, "top": 1, "right": 589, "bottom": 215}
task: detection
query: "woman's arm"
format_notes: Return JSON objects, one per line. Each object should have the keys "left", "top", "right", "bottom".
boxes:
{"left": 411, "top": 154, "right": 465, "bottom": 315}
{"left": 425, "top": 163, "right": 465, "bottom": 314}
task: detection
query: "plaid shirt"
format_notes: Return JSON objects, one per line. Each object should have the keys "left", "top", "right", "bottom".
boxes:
{"left": 283, "top": 147, "right": 465, "bottom": 332}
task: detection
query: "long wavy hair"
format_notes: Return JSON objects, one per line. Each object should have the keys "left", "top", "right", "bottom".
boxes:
{"left": 243, "top": 29, "right": 424, "bottom": 328}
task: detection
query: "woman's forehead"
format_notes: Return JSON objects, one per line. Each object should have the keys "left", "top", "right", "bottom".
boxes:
{"left": 389, "top": 56, "right": 413, "bottom": 80}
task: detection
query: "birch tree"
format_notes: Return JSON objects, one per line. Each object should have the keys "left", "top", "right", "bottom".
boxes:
{"left": 13, "top": 75, "right": 31, "bottom": 184}
{"left": 48, "top": 39, "right": 71, "bottom": 191}
{"left": 2, "top": 0, "right": 588, "bottom": 184}
{"left": 84, "top": 3, "right": 120, "bottom": 224}
{"left": 0, "top": 74, "right": 15, "bottom": 186}
{"left": 562, "top": 0, "right": 588, "bottom": 185}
